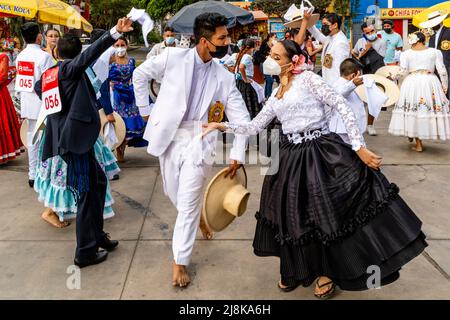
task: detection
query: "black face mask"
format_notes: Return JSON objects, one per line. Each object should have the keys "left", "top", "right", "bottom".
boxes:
{"left": 206, "top": 39, "right": 228, "bottom": 59}
{"left": 383, "top": 28, "right": 393, "bottom": 34}
{"left": 321, "top": 24, "right": 331, "bottom": 36}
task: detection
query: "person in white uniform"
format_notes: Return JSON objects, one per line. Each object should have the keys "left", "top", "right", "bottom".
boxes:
{"left": 307, "top": 12, "right": 350, "bottom": 85}
{"left": 15, "top": 23, "right": 54, "bottom": 187}
{"left": 329, "top": 58, "right": 367, "bottom": 143}
{"left": 133, "top": 13, "right": 251, "bottom": 287}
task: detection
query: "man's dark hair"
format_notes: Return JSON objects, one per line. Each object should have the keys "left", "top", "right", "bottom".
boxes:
{"left": 383, "top": 20, "right": 394, "bottom": 26}
{"left": 340, "top": 58, "right": 362, "bottom": 77}
{"left": 324, "top": 13, "right": 342, "bottom": 29}
{"left": 90, "top": 29, "right": 106, "bottom": 44}
{"left": 193, "top": 12, "right": 228, "bottom": 44}
{"left": 57, "top": 34, "right": 82, "bottom": 59}
{"left": 361, "top": 22, "right": 368, "bottom": 31}
{"left": 20, "top": 22, "right": 40, "bottom": 44}
{"left": 164, "top": 26, "right": 175, "bottom": 33}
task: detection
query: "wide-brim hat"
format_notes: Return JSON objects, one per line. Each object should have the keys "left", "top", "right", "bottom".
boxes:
{"left": 419, "top": 10, "right": 449, "bottom": 29}
{"left": 355, "top": 74, "right": 400, "bottom": 107}
{"left": 375, "top": 65, "right": 405, "bottom": 86}
{"left": 20, "top": 119, "right": 28, "bottom": 148}
{"left": 284, "top": 13, "right": 320, "bottom": 29}
{"left": 202, "top": 166, "right": 250, "bottom": 232}
{"left": 98, "top": 109, "right": 126, "bottom": 151}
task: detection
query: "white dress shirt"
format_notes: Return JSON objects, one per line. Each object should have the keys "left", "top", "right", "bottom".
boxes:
{"left": 15, "top": 44, "right": 54, "bottom": 120}
{"left": 329, "top": 77, "right": 367, "bottom": 143}
{"left": 183, "top": 49, "right": 213, "bottom": 121}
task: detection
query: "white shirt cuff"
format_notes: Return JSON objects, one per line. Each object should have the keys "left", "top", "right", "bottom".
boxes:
{"left": 110, "top": 27, "right": 122, "bottom": 40}
{"left": 139, "top": 105, "right": 152, "bottom": 117}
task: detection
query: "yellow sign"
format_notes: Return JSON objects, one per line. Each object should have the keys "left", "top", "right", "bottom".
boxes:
{"left": 381, "top": 8, "right": 425, "bottom": 20}
{"left": 0, "top": 3, "right": 34, "bottom": 18}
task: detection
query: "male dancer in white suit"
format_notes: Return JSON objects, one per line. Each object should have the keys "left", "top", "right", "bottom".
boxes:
{"left": 133, "top": 13, "right": 251, "bottom": 287}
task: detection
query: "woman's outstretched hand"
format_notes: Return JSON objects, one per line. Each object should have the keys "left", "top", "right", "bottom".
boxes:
{"left": 202, "top": 122, "right": 226, "bottom": 138}
{"left": 356, "top": 147, "right": 382, "bottom": 170}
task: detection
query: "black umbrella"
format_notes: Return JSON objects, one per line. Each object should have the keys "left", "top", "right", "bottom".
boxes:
{"left": 168, "top": 0, "right": 255, "bottom": 34}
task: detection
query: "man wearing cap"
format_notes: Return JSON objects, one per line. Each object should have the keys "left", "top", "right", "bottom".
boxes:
{"left": 133, "top": 12, "right": 250, "bottom": 288}
{"left": 15, "top": 23, "right": 54, "bottom": 188}
{"left": 378, "top": 20, "right": 403, "bottom": 66}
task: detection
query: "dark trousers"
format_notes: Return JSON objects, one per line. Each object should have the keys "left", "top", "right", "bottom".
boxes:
{"left": 75, "top": 152, "right": 107, "bottom": 260}
{"left": 264, "top": 74, "right": 274, "bottom": 98}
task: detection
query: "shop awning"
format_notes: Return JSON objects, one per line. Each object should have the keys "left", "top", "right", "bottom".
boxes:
{"left": 252, "top": 10, "right": 268, "bottom": 21}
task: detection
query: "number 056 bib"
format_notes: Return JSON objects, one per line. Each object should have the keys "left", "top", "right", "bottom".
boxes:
{"left": 41, "top": 67, "right": 62, "bottom": 116}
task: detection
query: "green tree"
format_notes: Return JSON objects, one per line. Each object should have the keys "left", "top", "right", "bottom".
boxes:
{"left": 90, "top": 0, "right": 134, "bottom": 30}
{"left": 132, "top": 0, "right": 200, "bottom": 21}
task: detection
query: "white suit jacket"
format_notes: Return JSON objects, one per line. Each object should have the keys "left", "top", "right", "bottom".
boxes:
{"left": 308, "top": 26, "right": 350, "bottom": 85}
{"left": 133, "top": 47, "right": 250, "bottom": 163}
{"left": 15, "top": 44, "right": 54, "bottom": 120}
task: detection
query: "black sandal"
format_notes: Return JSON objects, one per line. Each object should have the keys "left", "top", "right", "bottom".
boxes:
{"left": 277, "top": 280, "right": 300, "bottom": 293}
{"left": 314, "top": 279, "right": 336, "bottom": 300}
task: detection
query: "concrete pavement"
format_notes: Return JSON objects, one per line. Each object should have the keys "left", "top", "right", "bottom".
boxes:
{"left": 0, "top": 110, "right": 449, "bottom": 299}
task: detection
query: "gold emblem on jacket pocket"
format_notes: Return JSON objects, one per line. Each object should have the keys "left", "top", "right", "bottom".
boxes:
{"left": 323, "top": 54, "right": 333, "bottom": 68}
{"left": 209, "top": 101, "right": 225, "bottom": 123}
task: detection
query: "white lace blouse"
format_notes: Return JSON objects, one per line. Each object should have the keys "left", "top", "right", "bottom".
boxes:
{"left": 226, "top": 71, "right": 366, "bottom": 151}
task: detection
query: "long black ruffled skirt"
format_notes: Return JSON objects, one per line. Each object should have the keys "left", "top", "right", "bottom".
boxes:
{"left": 253, "top": 132, "right": 428, "bottom": 291}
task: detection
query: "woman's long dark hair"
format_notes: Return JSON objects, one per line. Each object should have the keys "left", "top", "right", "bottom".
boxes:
{"left": 235, "top": 38, "right": 255, "bottom": 73}
{"left": 280, "top": 39, "right": 309, "bottom": 64}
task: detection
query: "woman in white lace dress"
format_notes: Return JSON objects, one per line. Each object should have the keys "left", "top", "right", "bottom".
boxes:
{"left": 204, "top": 40, "right": 427, "bottom": 299}
{"left": 389, "top": 32, "right": 450, "bottom": 152}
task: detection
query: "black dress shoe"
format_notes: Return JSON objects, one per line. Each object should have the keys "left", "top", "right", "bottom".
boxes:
{"left": 28, "top": 180, "right": 34, "bottom": 188}
{"left": 112, "top": 174, "right": 120, "bottom": 181}
{"left": 74, "top": 250, "right": 108, "bottom": 268}
{"left": 98, "top": 233, "right": 119, "bottom": 252}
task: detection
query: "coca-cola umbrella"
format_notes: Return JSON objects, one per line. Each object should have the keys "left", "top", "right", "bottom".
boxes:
{"left": 168, "top": 0, "right": 254, "bottom": 34}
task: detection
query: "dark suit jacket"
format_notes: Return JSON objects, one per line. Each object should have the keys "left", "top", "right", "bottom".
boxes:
{"left": 430, "top": 26, "right": 450, "bottom": 71}
{"left": 36, "top": 31, "right": 118, "bottom": 160}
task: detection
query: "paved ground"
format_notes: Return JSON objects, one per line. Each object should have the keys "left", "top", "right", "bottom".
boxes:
{"left": 0, "top": 108, "right": 449, "bottom": 300}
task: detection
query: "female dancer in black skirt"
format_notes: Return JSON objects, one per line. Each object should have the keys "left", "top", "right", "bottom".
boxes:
{"left": 203, "top": 40, "right": 427, "bottom": 299}
{"left": 234, "top": 39, "right": 261, "bottom": 119}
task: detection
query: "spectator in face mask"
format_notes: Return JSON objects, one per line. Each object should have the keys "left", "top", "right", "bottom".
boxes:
{"left": 378, "top": 20, "right": 403, "bottom": 65}
{"left": 352, "top": 23, "right": 387, "bottom": 136}
{"left": 110, "top": 36, "right": 148, "bottom": 162}
{"left": 147, "top": 26, "right": 179, "bottom": 59}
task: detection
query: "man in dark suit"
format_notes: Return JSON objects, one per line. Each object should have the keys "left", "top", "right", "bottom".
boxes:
{"left": 429, "top": 23, "right": 450, "bottom": 98}
{"left": 36, "top": 18, "right": 133, "bottom": 268}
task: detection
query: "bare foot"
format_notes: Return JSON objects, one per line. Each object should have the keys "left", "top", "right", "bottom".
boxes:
{"left": 41, "top": 208, "right": 70, "bottom": 228}
{"left": 413, "top": 139, "right": 423, "bottom": 152}
{"left": 314, "top": 276, "right": 334, "bottom": 297}
{"left": 199, "top": 216, "right": 214, "bottom": 240}
{"left": 172, "top": 261, "right": 191, "bottom": 288}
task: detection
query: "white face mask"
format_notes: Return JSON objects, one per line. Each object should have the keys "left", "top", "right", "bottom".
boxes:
{"left": 271, "top": 39, "right": 278, "bottom": 46}
{"left": 116, "top": 47, "right": 127, "bottom": 57}
{"left": 263, "top": 57, "right": 282, "bottom": 76}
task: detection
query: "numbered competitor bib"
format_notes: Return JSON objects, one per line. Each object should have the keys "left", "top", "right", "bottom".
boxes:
{"left": 41, "top": 67, "right": 62, "bottom": 116}
{"left": 15, "top": 61, "right": 35, "bottom": 92}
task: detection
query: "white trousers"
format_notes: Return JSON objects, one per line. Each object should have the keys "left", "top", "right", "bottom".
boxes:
{"left": 159, "top": 122, "right": 215, "bottom": 266}
{"left": 26, "top": 119, "right": 39, "bottom": 181}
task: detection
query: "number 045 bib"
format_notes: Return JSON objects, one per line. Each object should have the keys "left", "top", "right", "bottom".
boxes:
{"left": 41, "top": 67, "right": 62, "bottom": 116}
{"left": 15, "top": 61, "right": 35, "bottom": 92}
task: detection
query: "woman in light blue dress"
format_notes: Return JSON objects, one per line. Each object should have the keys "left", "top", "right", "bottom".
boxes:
{"left": 34, "top": 135, "right": 120, "bottom": 228}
